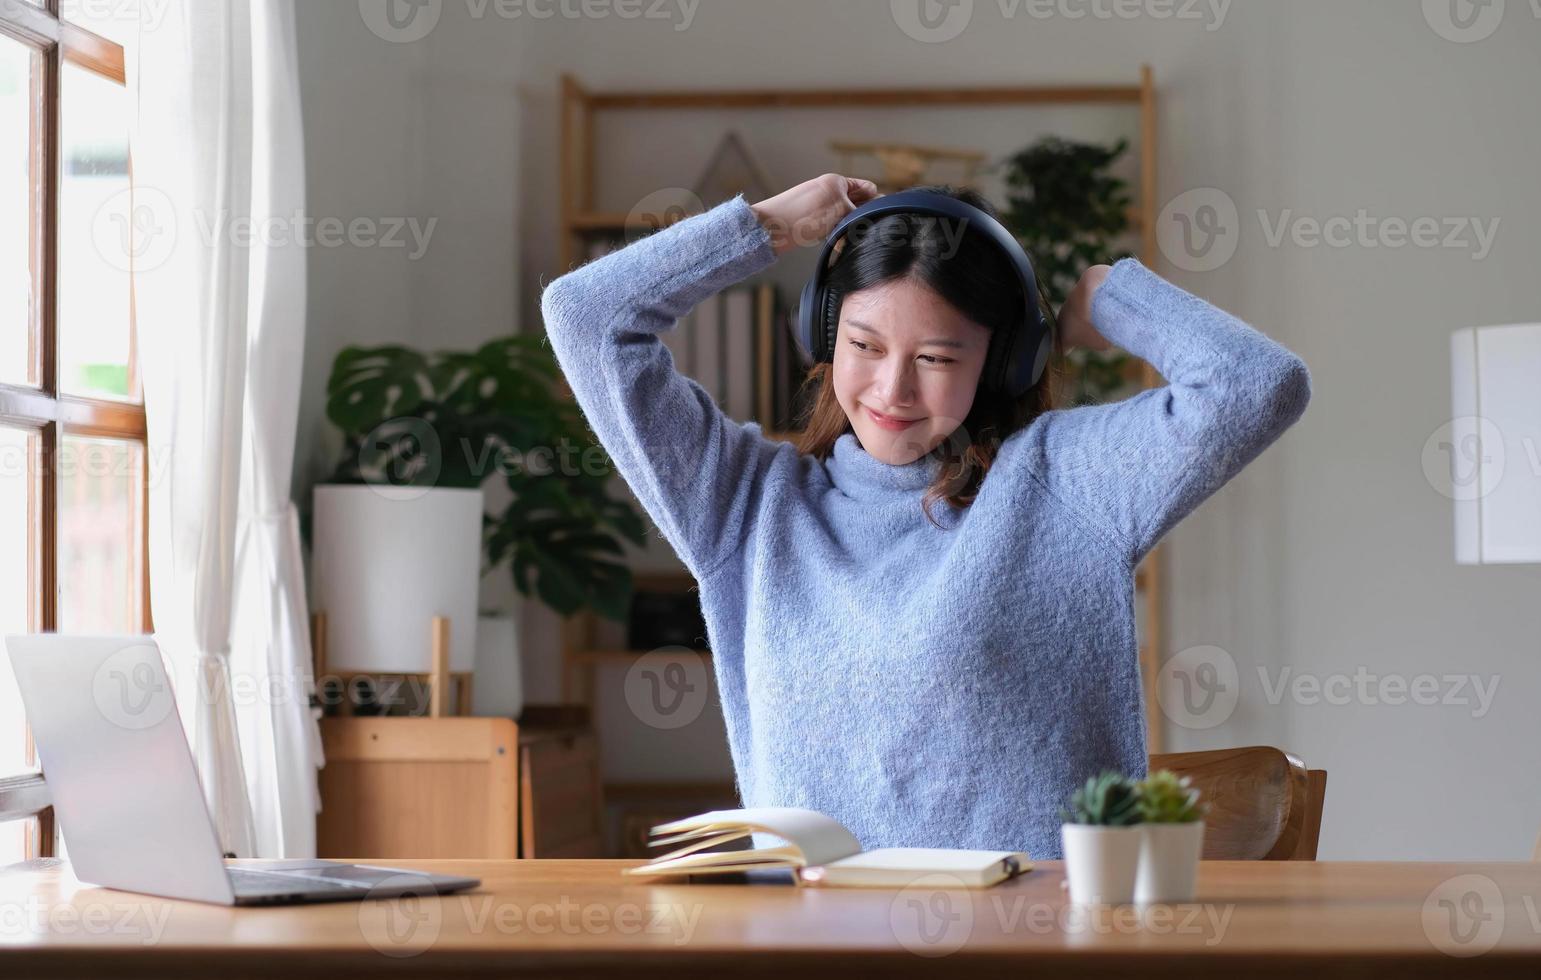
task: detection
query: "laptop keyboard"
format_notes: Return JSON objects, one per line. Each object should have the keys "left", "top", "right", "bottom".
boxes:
{"left": 228, "top": 868, "right": 373, "bottom": 897}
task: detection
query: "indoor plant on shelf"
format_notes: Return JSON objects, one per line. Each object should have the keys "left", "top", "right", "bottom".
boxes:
{"left": 1060, "top": 770, "right": 1144, "bottom": 904}
{"left": 314, "top": 337, "right": 647, "bottom": 715}
{"left": 1134, "top": 769, "right": 1208, "bottom": 903}
{"left": 992, "top": 134, "right": 1140, "bottom": 408}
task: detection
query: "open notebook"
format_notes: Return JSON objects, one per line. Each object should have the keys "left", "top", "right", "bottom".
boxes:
{"left": 622, "top": 807, "right": 1032, "bottom": 888}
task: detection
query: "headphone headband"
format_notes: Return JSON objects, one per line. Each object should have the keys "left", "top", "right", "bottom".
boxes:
{"left": 795, "top": 190, "right": 1053, "bottom": 398}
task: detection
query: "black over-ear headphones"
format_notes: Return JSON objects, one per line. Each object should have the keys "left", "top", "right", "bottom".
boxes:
{"left": 795, "top": 189, "right": 1054, "bottom": 399}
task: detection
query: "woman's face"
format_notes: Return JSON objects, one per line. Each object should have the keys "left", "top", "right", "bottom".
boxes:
{"left": 832, "top": 277, "right": 992, "bottom": 466}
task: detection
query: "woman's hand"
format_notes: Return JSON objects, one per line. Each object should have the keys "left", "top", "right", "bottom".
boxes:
{"left": 751, "top": 174, "right": 881, "bottom": 257}
{"left": 1055, "top": 264, "right": 1114, "bottom": 352}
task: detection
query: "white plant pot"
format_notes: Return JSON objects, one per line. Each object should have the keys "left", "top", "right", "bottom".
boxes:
{"left": 1135, "top": 821, "right": 1205, "bottom": 904}
{"left": 1061, "top": 824, "right": 1142, "bottom": 904}
{"left": 471, "top": 614, "right": 524, "bottom": 719}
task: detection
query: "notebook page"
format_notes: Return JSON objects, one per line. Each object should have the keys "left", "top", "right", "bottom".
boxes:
{"left": 650, "top": 808, "right": 862, "bottom": 866}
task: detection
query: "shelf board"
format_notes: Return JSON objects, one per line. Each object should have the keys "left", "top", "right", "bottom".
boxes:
{"left": 604, "top": 780, "right": 738, "bottom": 803}
{"left": 569, "top": 210, "right": 697, "bottom": 234}
{"left": 571, "top": 648, "right": 711, "bottom": 664}
{"left": 570, "top": 207, "right": 1142, "bottom": 235}
{"left": 585, "top": 83, "right": 1145, "bottom": 111}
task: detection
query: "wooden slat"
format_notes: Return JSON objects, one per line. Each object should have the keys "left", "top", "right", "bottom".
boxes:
{"left": 1137, "top": 64, "right": 1162, "bottom": 752}
{"left": 0, "top": 385, "right": 145, "bottom": 436}
{"left": 40, "top": 24, "right": 60, "bottom": 405}
{"left": 59, "top": 21, "right": 123, "bottom": 84}
{"left": 558, "top": 74, "right": 582, "bottom": 272}
{"left": 25, "top": 33, "right": 43, "bottom": 389}
{"left": 591, "top": 84, "right": 1145, "bottom": 110}
{"left": 322, "top": 716, "right": 518, "bottom": 763}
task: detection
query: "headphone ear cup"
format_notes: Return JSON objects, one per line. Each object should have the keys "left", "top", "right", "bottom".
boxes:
{"left": 796, "top": 278, "right": 819, "bottom": 363}
{"left": 821, "top": 288, "right": 842, "bottom": 363}
{"left": 1030, "top": 330, "right": 1053, "bottom": 388}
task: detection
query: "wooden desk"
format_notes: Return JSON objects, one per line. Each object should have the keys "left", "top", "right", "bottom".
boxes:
{"left": 4, "top": 857, "right": 1541, "bottom": 978}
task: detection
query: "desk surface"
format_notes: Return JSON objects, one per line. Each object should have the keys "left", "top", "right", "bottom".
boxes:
{"left": 3, "top": 857, "right": 1540, "bottom": 978}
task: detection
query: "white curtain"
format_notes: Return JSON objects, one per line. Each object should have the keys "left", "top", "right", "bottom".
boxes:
{"left": 136, "top": 0, "right": 320, "bottom": 858}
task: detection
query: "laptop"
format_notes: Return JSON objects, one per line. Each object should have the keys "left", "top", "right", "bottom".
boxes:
{"left": 5, "top": 634, "right": 481, "bottom": 906}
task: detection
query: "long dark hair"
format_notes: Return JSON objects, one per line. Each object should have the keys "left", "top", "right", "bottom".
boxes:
{"left": 792, "top": 183, "right": 1063, "bottom": 528}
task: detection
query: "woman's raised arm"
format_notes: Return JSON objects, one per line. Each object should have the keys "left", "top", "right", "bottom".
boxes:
{"left": 539, "top": 177, "right": 876, "bottom": 581}
{"left": 1013, "top": 258, "right": 1313, "bottom": 565}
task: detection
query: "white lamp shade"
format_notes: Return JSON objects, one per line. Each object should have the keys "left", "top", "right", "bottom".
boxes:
{"left": 312, "top": 485, "right": 484, "bottom": 672}
{"left": 1451, "top": 323, "right": 1541, "bottom": 564}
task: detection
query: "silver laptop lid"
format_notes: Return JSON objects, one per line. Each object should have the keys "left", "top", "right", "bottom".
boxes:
{"left": 5, "top": 635, "right": 236, "bottom": 904}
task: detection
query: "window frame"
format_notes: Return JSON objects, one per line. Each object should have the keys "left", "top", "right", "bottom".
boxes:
{"left": 0, "top": 0, "right": 148, "bottom": 861}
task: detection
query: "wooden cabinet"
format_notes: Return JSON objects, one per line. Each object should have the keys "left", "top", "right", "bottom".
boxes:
{"left": 317, "top": 711, "right": 607, "bottom": 859}
{"left": 317, "top": 717, "right": 519, "bottom": 859}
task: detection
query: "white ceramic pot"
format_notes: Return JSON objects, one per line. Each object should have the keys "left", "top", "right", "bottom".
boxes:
{"left": 1060, "top": 824, "right": 1142, "bottom": 904}
{"left": 1135, "top": 821, "right": 1205, "bottom": 904}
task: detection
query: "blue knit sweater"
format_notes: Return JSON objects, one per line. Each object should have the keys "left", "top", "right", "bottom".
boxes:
{"left": 540, "top": 194, "right": 1311, "bottom": 859}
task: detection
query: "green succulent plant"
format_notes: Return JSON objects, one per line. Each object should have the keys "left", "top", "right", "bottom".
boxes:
{"left": 1136, "top": 770, "right": 1208, "bottom": 824}
{"left": 1061, "top": 770, "right": 1143, "bottom": 827}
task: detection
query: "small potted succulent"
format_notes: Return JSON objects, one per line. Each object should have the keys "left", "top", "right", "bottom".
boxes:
{"left": 1060, "top": 770, "right": 1144, "bottom": 904}
{"left": 1134, "top": 770, "right": 1208, "bottom": 903}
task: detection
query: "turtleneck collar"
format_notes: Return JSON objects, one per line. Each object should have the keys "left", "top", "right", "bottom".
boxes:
{"left": 825, "top": 431, "right": 944, "bottom": 501}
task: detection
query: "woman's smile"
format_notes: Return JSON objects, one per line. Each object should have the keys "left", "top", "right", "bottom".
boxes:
{"left": 865, "top": 405, "right": 923, "bottom": 431}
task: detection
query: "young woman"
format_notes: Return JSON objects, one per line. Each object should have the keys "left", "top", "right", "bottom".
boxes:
{"left": 541, "top": 174, "right": 1311, "bottom": 858}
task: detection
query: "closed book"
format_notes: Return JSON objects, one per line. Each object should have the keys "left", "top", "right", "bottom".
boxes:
{"left": 755, "top": 282, "right": 776, "bottom": 426}
{"left": 723, "top": 288, "right": 755, "bottom": 422}
{"left": 693, "top": 293, "right": 724, "bottom": 406}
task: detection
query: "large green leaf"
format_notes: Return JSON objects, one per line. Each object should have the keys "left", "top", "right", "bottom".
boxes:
{"left": 326, "top": 346, "right": 430, "bottom": 434}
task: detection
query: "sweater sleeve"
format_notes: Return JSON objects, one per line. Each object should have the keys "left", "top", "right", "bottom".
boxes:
{"left": 539, "top": 193, "right": 783, "bottom": 581}
{"left": 1016, "top": 257, "right": 1312, "bottom": 565}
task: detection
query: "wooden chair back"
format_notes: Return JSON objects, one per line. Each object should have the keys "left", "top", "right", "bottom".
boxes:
{"left": 1148, "top": 746, "right": 1327, "bottom": 860}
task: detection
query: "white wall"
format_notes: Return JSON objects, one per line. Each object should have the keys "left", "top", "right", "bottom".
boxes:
{"left": 293, "top": 0, "right": 1541, "bottom": 859}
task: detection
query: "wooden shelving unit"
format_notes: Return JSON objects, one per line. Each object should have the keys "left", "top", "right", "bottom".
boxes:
{"left": 555, "top": 69, "right": 1167, "bottom": 768}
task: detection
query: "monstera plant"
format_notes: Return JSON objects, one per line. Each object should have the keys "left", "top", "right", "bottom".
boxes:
{"left": 992, "top": 135, "right": 1139, "bottom": 407}
{"left": 323, "top": 337, "right": 645, "bottom": 622}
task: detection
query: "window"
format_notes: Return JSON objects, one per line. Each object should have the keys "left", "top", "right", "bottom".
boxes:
{"left": 0, "top": 0, "right": 146, "bottom": 865}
